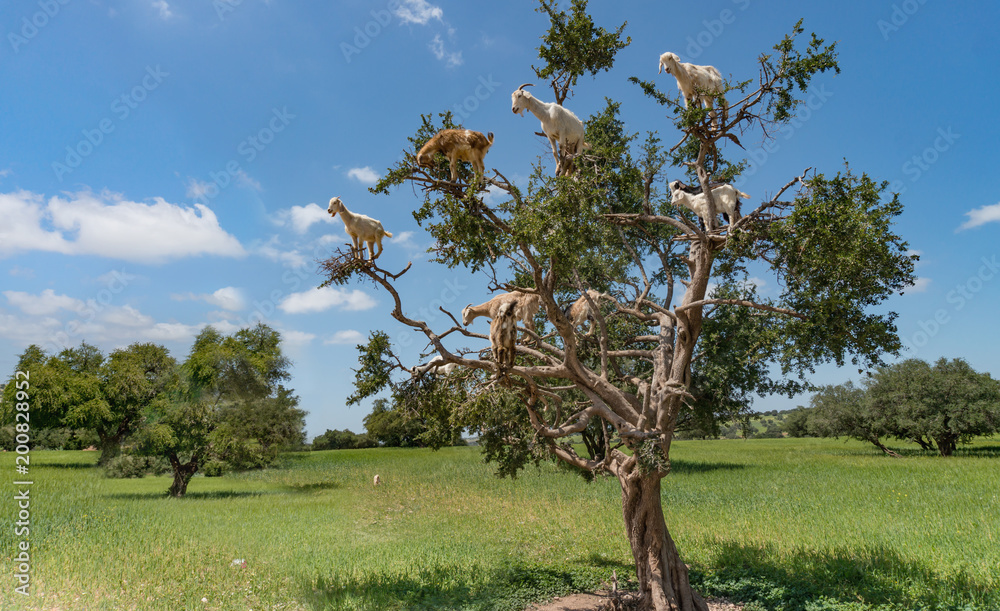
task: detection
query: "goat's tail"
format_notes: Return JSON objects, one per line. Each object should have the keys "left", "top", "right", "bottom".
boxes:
{"left": 486, "top": 132, "right": 495, "bottom": 144}
{"left": 383, "top": 230, "right": 393, "bottom": 238}
{"left": 736, "top": 189, "right": 750, "bottom": 200}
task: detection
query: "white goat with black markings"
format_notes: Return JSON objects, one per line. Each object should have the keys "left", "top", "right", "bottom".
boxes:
{"left": 659, "top": 52, "right": 725, "bottom": 126}
{"left": 416, "top": 129, "right": 495, "bottom": 183}
{"left": 669, "top": 181, "right": 748, "bottom": 229}
{"left": 411, "top": 355, "right": 460, "bottom": 376}
{"left": 462, "top": 291, "right": 540, "bottom": 335}
{"left": 327, "top": 197, "right": 393, "bottom": 261}
{"left": 510, "top": 83, "right": 590, "bottom": 176}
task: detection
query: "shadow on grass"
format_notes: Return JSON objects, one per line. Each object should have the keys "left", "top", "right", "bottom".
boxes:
{"left": 282, "top": 481, "right": 340, "bottom": 493}
{"left": 691, "top": 540, "right": 996, "bottom": 610}
{"left": 670, "top": 460, "right": 745, "bottom": 474}
{"left": 301, "top": 561, "right": 615, "bottom": 611}
{"left": 34, "top": 461, "right": 98, "bottom": 469}
{"left": 105, "top": 489, "right": 277, "bottom": 501}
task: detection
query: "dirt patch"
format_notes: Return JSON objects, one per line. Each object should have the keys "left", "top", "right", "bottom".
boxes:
{"left": 527, "top": 592, "right": 743, "bottom": 611}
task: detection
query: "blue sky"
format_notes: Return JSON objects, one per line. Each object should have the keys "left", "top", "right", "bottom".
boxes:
{"left": 2, "top": 0, "right": 999, "bottom": 438}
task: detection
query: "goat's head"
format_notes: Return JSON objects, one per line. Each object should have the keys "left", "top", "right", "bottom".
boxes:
{"left": 415, "top": 134, "right": 441, "bottom": 168}
{"left": 511, "top": 83, "right": 534, "bottom": 116}
{"left": 461, "top": 303, "right": 474, "bottom": 325}
{"left": 328, "top": 197, "right": 344, "bottom": 217}
{"left": 659, "top": 52, "right": 678, "bottom": 75}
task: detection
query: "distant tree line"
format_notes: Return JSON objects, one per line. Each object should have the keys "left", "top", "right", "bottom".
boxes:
{"left": 783, "top": 358, "right": 1000, "bottom": 456}
{"left": 1, "top": 324, "right": 306, "bottom": 495}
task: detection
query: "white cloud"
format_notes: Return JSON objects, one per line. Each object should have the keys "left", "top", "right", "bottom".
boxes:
{"left": 429, "top": 34, "right": 463, "bottom": 67}
{"left": 325, "top": 330, "right": 365, "bottom": 345}
{"left": 256, "top": 236, "right": 308, "bottom": 268}
{"left": 957, "top": 202, "right": 1000, "bottom": 231}
{"left": 278, "top": 203, "right": 334, "bottom": 234}
{"left": 4, "top": 289, "right": 83, "bottom": 316}
{"left": 235, "top": 170, "right": 262, "bottom": 191}
{"left": 394, "top": 0, "right": 443, "bottom": 25}
{"left": 151, "top": 0, "right": 172, "bottom": 19}
{"left": 347, "top": 166, "right": 380, "bottom": 185}
{"left": 0, "top": 190, "right": 245, "bottom": 263}
{"left": 173, "top": 287, "right": 246, "bottom": 311}
{"left": 392, "top": 231, "right": 418, "bottom": 249}
{"left": 99, "top": 305, "right": 155, "bottom": 328}
{"left": 278, "top": 286, "right": 377, "bottom": 314}
{"left": 908, "top": 277, "right": 932, "bottom": 293}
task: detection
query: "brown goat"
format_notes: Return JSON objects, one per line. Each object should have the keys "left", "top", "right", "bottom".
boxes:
{"left": 416, "top": 129, "right": 495, "bottom": 183}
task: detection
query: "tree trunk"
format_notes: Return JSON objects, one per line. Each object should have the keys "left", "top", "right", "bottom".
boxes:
{"left": 167, "top": 452, "right": 200, "bottom": 497}
{"left": 97, "top": 431, "right": 122, "bottom": 466}
{"left": 619, "top": 468, "right": 708, "bottom": 611}
{"left": 935, "top": 435, "right": 956, "bottom": 457}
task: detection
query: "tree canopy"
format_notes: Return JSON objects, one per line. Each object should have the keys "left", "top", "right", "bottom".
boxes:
{"left": 324, "top": 3, "right": 914, "bottom": 608}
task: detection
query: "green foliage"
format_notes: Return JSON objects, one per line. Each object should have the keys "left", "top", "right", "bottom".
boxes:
{"left": 867, "top": 358, "right": 1000, "bottom": 456}
{"left": 765, "top": 19, "right": 840, "bottom": 122}
{"left": 103, "top": 454, "right": 170, "bottom": 479}
{"left": 533, "top": 0, "right": 630, "bottom": 104}
{"left": 312, "top": 428, "right": 377, "bottom": 451}
{"left": 454, "top": 386, "right": 547, "bottom": 479}
{"left": 347, "top": 331, "right": 396, "bottom": 406}
{"left": 810, "top": 358, "right": 1000, "bottom": 456}
{"left": 363, "top": 398, "right": 425, "bottom": 447}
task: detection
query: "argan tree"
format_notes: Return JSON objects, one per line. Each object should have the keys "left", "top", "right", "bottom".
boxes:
{"left": 323, "top": 4, "right": 915, "bottom": 609}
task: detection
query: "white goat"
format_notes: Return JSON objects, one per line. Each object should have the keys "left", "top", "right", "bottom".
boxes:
{"left": 510, "top": 83, "right": 589, "bottom": 176}
{"left": 462, "top": 291, "right": 540, "bottom": 334}
{"left": 669, "top": 181, "right": 748, "bottom": 228}
{"left": 658, "top": 52, "right": 724, "bottom": 117}
{"left": 411, "top": 355, "right": 460, "bottom": 376}
{"left": 327, "top": 197, "right": 393, "bottom": 261}
{"left": 373, "top": 474, "right": 381, "bottom": 486}
{"left": 416, "top": 129, "right": 494, "bottom": 183}
{"left": 490, "top": 301, "right": 517, "bottom": 372}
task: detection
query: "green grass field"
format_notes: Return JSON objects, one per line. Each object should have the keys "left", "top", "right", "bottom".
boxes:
{"left": 2, "top": 438, "right": 998, "bottom": 611}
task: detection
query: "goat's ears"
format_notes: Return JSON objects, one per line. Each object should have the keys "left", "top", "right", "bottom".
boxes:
{"left": 516, "top": 83, "right": 534, "bottom": 92}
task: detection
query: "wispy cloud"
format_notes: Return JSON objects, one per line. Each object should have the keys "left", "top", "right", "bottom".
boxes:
{"left": 429, "top": 34, "right": 463, "bottom": 67}
{"left": 0, "top": 190, "right": 245, "bottom": 262}
{"left": 957, "top": 202, "right": 1000, "bottom": 231}
{"left": 275, "top": 203, "right": 334, "bottom": 234}
{"left": 278, "top": 286, "right": 376, "bottom": 314}
{"left": 908, "top": 277, "right": 931, "bottom": 293}
{"left": 347, "top": 166, "right": 380, "bottom": 185}
{"left": 152, "top": 0, "right": 173, "bottom": 20}
{"left": 4, "top": 289, "right": 82, "bottom": 316}
{"left": 172, "top": 287, "right": 246, "bottom": 311}
{"left": 324, "top": 329, "right": 365, "bottom": 345}
{"left": 393, "top": 0, "right": 443, "bottom": 25}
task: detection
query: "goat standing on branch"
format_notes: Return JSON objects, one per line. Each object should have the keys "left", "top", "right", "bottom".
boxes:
{"left": 510, "top": 83, "right": 590, "bottom": 176}
{"left": 669, "top": 180, "right": 748, "bottom": 229}
{"left": 658, "top": 52, "right": 725, "bottom": 124}
{"left": 462, "top": 291, "right": 541, "bottom": 337}
{"left": 327, "top": 197, "right": 393, "bottom": 261}
{"left": 416, "top": 128, "right": 495, "bottom": 185}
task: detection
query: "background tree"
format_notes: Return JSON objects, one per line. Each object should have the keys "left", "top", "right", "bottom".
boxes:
{"left": 868, "top": 358, "right": 1000, "bottom": 456}
{"left": 133, "top": 323, "right": 304, "bottom": 496}
{"left": 324, "top": 4, "right": 914, "bottom": 608}
{"left": 80, "top": 343, "right": 178, "bottom": 465}
{"left": 311, "top": 428, "right": 376, "bottom": 451}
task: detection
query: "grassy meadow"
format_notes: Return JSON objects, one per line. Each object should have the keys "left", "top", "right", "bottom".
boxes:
{"left": 2, "top": 438, "right": 998, "bottom": 611}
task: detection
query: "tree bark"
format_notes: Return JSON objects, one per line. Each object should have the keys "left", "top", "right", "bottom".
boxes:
{"left": 167, "top": 452, "right": 200, "bottom": 497}
{"left": 97, "top": 431, "right": 122, "bottom": 466}
{"left": 618, "top": 467, "right": 708, "bottom": 611}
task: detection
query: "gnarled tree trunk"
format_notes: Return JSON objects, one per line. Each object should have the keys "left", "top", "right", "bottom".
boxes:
{"left": 167, "top": 451, "right": 200, "bottom": 497}
{"left": 618, "top": 464, "right": 708, "bottom": 611}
